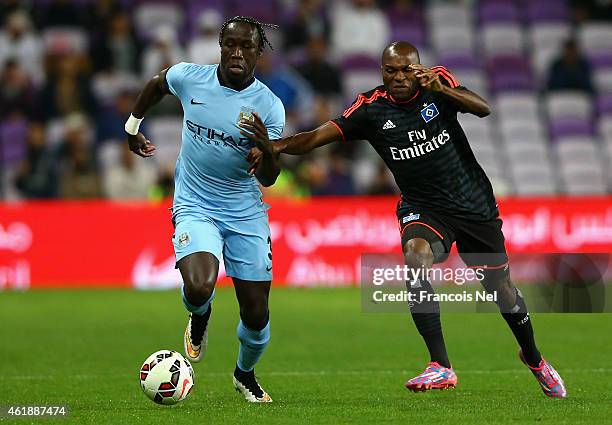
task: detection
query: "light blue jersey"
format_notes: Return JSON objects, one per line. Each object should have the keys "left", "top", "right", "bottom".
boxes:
{"left": 166, "top": 62, "right": 285, "bottom": 221}
{"left": 167, "top": 62, "right": 284, "bottom": 281}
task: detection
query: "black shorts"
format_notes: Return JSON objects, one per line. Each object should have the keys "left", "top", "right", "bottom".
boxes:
{"left": 396, "top": 200, "right": 508, "bottom": 268}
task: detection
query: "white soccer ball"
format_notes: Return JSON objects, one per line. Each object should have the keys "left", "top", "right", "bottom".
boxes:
{"left": 139, "top": 350, "right": 194, "bottom": 405}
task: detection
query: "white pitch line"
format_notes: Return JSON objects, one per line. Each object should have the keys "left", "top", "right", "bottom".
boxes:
{"left": 4, "top": 368, "right": 612, "bottom": 381}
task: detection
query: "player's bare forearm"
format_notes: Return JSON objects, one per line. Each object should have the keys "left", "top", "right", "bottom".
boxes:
{"left": 132, "top": 69, "right": 171, "bottom": 118}
{"left": 439, "top": 86, "right": 491, "bottom": 118}
{"left": 126, "top": 69, "right": 170, "bottom": 157}
{"left": 275, "top": 122, "right": 341, "bottom": 155}
{"left": 255, "top": 150, "right": 281, "bottom": 187}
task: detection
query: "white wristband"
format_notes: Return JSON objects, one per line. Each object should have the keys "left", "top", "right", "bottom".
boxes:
{"left": 125, "top": 114, "right": 143, "bottom": 135}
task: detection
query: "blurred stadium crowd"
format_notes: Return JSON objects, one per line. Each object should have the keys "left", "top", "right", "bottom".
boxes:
{"left": 1, "top": 0, "right": 612, "bottom": 201}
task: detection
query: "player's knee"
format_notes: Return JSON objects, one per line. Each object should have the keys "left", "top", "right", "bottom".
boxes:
{"left": 403, "top": 238, "right": 434, "bottom": 269}
{"left": 184, "top": 275, "right": 215, "bottom": 304}
{"left": 480, "top": 266, "right": 520, "bottom": 312}
{"left": 240, "top": 304, "right": 269, "bottom": 331}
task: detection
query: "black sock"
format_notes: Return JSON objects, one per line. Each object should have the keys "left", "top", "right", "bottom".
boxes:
{"left": 481, "top": 268, "right": 542, "bottom": 368}
{"left": 408, "top": 279, "right": 451, "bottom": 368}
{"left": 190, "top": 304, "right": 212, "bottom": 346}
{"left": 501, "top": 293, "right": 541, "bottom": 367}
{"left": 412, "top": 313, "right": 451, "bottom": 368}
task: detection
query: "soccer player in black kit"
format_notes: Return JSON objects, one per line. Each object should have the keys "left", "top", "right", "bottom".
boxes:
{"left": 242, "top": 41, "right": 567, "bottom": 397}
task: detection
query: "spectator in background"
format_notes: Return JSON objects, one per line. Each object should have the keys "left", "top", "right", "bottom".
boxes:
{"left": 188, "top": 10, "right": 222, "bottom": 65}
{"left": 299, "top": 96, "right": 336, "bottom": 132}
{"left": 55, "top": 113, "right": 92, "bottom": 164}
{"left": 142, "top": 25, "right": 184, "bottom": 80}
{"left": 141, "top": 25, "right": 184, "bottom": 116}
{"left": 59, "top": 140, "right": 103, "bottom": 199}
{"left": 0, "top": 59, "right": 37, "bottom": 120}
{"left": 331, "top": 0, "right": 390, "bottom": 60}
{"left": 284, "top": 0, "right": 330, "bottom": 51}
{"left": 0, "top": 0, "right": 22, "bottom": 23}
{"left": 325, "top": 147, "right": 355, "bottom": 195}
{"left": 15, "top": 122, "right": 58, "bottom": 199}
{"left": 41, "top": 53, "right": 97, "bottom": 120}
{"left": 299, "top": 157, "right": 328, "bottom": 196}
{"left": 296, "top": 37, "right": 343, "bottom": 97}
{"left": 96, "top": 89, "right": 141, "bottom": 143}
{"left": 56, "top": 114, "right": 101, "bottom": 199}
{"left": 85, "top": 0, "right": 123, "bottom": 39}
{"left": 90, "top": 10, "right": 141, "bottom": 109}
{"left": 35, "top": 0, "right": 85, "bottom": 28}
{"left": 92, "top": 10, "right": 142, "bottom": 75}
{"left": 366, "top": 162, "right": 397, "bottom": 195}
{"left": 103, "top": 142, "right": 156, "bottom": 199}
{"left": 571, "top": 0, "right": 612, "bottom": 23}
{"left": 0, "top": 10, "right": 43, "bottom": 85}
{"left": 300, "top": 147, "right": 355, "bottom": 196}
{"left": 256, "top": 52, "right": 314, "bottom": 131}
{"left": 546, "top": 39, "right": 594, "bottom": 93}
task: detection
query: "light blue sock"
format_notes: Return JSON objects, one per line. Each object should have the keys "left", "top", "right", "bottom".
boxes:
{"left": 181, "top": 285, "right": 214, "bottom": 316}
{"left": 236, "top": 320, "right": 270, "bottom": 372}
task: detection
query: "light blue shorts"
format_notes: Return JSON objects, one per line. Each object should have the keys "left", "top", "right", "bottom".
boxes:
{"left": 172, "top": 212, "right": 272, "bottom": 281}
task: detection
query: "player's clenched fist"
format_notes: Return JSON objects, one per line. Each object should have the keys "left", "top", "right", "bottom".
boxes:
{"left": 127, "top": 133, "right": 157, "bottom": 158}
{"left": 409, "top": 64, "right": 443, "bottom": 92}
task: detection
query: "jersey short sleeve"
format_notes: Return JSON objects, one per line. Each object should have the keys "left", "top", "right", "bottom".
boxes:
{"left": 166, "top": 62, "right": 198, "bottom": 98}
{"left": 432, "top": 65, "right": 461, "bottom": 89}
{"left": 431, "top": 65, "right": 465, "bottom": 114}
{"left": 330, "top": 95, "right": 372, "bottom": 142}
{"left": 266, "top": 98, "right": 286, "bottom": 140}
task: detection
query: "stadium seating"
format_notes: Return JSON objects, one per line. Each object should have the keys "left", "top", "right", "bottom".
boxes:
{"left": 3, "top": 0, "right": 612, "bottom": 200}
{"left": 555, "top": 137, "right": 607, "bottom": 194}
{"left": 133, "top": 1, "right": 184, "bottom": 40}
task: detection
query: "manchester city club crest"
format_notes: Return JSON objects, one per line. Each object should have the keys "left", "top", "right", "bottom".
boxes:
{"left": 420, "top": 103, "right": 439, "bottom": 123}
{"left": 238, "top": 106, "right": 255, "bottom": 124}
{"left": 177, "top": 232, "right": 191, "bottom": 248}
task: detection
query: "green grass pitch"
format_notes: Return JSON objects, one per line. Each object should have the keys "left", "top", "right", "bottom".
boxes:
{"left": 1, "top": 287, "right": 611, "bottom": 424}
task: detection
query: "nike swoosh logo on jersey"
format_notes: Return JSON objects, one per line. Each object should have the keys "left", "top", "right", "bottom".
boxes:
{"left": 191, "top": 99, "right": 204, "bottom": 105}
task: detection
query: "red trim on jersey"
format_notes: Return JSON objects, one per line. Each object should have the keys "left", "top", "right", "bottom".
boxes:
{"left": 432, "top": 66, "right": 460, "bottom": 86}
{"left": 400, "top": 221, "right": 445, "bottom": 240}
{"left": 328, "top": 120, "right": 346, "bottom": 142}
{"left": 432, "top": 66, "right": 460, "bottom": 88}
{"left": 343, "top": 89, "right": 421, "bottom": 118}
{"left": 342, "top": 89, "right": 387, "bottom": 118}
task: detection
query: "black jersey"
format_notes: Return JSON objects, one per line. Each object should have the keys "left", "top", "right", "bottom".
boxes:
{"left": 331, "top": 66, "right": 498, "bottom": 221}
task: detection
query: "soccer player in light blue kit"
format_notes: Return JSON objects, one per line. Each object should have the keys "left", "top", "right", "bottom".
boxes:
{"left": 124, "top": 17, "right": 284, "bottom": 402}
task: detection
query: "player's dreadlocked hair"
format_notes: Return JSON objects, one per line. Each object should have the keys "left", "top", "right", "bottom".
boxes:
{"left": 219, "top": 16, "right": 278, "bottom": 51}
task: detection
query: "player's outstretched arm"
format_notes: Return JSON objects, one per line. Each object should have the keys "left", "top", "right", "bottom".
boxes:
{"left": 245, "top": 121, "right": 341, "bottom": 175}
{"left": 274, "top": 121, "right": 343, "bottom": 155}
{"left": 409, "top": 64, "right": 491, "bottom": 118}
{"left": 124, "top": 69, "right": 172, "bottom": 157}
